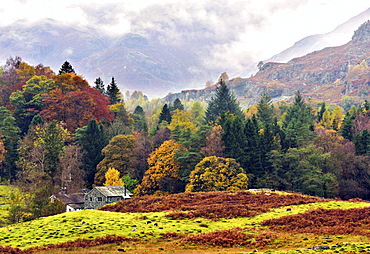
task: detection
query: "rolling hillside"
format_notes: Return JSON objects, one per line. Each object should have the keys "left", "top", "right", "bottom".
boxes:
{"left": 0, "top": 190, "right": 369, "bottom": 253}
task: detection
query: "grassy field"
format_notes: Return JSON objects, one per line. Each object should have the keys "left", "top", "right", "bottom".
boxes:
{"left": 0, "top": 184, "right": 16, "bottom": 226}
{"left": 0, "top": 190, "right": 369, "bottom": 253}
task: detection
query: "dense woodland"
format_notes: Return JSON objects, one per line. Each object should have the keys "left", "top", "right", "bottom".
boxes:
{"left": 0, "top": 56, "right": 369, "bottom": 222}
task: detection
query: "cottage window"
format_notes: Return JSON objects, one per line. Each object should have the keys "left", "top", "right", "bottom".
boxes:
{"left": 89, "top": 197, "right": 93, "bottom": 201}
{"left": 97, "top": 197, "right": 102, "bottom": 201}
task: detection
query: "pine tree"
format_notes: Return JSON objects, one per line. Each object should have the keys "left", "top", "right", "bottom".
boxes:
{"left": 205, "top": 80, "right": 243, "bottom": 123}
{"left": 94, "top": 77, "right": 105, "bottom": 94}
{"left": 341, "top": 106, "right": 357, "bottom": 140}
{"left": 172, "top": 98, "right": 184, "bottom": 111}
{"left": 158, "top": 104, "right": 172, "bottom": 124}
{"left": 256, "top": 92, "right": 275, "bottom": 125}
{"left": 74, "top": 119, "right": 107, "bottom": 188}
{"left": 282, "top": 91, "right": 316, "bottom": 149}
{"left": 106, "top": 77, "right": 120, "bottom": 104}
{"left": 131, "top": 105, "right": 148, "bottom": 133}
{"left": 58, "top": 61, "right": 75, "bottom": 75}
{"left": 0, "top": 107, "right": 21, "bottom": 180}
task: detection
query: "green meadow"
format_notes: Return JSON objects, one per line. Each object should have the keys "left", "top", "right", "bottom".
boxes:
{"left": 0, "top": 198, "right": 369, "bottom": 253}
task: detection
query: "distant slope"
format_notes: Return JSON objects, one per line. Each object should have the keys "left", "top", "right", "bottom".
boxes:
{"left": 266, "top": 7, "right": 370, "bottom": 63}
{"left": 166, "top": 21, "right": 370, "bottom": 107}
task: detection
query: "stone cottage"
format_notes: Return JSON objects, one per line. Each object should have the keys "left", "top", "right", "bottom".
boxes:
{"left": 50, "top": 192, "right": 85, "bottom": 212}
{"left": 84, "top": 186, "right": 133, "bottom": 209}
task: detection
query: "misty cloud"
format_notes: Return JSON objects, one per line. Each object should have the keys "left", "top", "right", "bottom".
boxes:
{"left": 0, "top": 0, "right": 369, "bottom": 82}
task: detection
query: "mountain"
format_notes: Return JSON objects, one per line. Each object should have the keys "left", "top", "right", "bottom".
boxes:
{"left": 0, "top": 7, "right": 369, "bottom": 98}
{"left": 0, "top": 19, "right": 217, "bottom": 97}
{"left": 0, "top": 19, "right": 204, "bottom": 97}
{"left": 165, "top": 21, "right": 370, "bottom": 108}
{"left": 266, "top": 7, "right": 370, "bottom": 64}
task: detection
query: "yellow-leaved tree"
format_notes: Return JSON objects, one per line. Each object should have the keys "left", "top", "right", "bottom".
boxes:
{"left": 104, "top": 167, "right": 124, "bottom": 186}
{"left": 134, "top": 139, "right": 182, "bottom": 196}
{"left": 94, "top": 134, "right": 135, "bottom": 185}
{"left": 186, "top": 156, "right": 248, "bottom": 192}
{"left": 168, "top": 109, "right": 197, "bottom": 132}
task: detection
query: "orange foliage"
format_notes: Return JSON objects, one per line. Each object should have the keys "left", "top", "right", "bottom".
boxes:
{"left": 52, "top": 73, "right": 89, "bottom": 93}
{"left": 100, "top": 191, "right": 329, "bottom": 220}
{"left": 262, "top": 206, "right": 370, "bottom": 236}
{"left": 5, "top": 235, "right": 136, "bottom": 254}
{"left": 41, "top": 88, "right": 113, "bottom": 132}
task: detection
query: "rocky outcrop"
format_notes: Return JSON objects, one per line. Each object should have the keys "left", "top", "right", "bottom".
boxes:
{"left": 165, "top": 21, "right": 370, "bottom": 106}
{"left": 352, "top": 20, "right": 370, "bottom": 42}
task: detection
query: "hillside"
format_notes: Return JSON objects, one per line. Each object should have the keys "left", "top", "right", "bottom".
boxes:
{"left": 0, "top": 190, "right": 370, "bottom": 253}
{"left": 266, "top": 7, "right": 370, "bottom": 63}
{"left": 165, "top": 21, "right": 370, "bottom": 107}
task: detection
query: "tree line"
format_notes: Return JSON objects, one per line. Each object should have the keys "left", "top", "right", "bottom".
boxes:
{"left": 0, "top": 57, "right": 369, "bottom": 222}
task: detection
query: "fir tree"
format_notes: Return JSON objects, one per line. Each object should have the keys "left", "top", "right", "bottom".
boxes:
{"left": 74, "top": 119, "right": 107, "bottom": 188}
{"left": 106, "top": 77, "right": 121, "bottom": 104}
{"left": 282, "top": 91, "right": 316, "bottom": 149}
{"left": 172, "top": 98, "right": 184, "bottom": 111}
{"left": 58, "top": 61, "right": 75, "bottom": 75}
{"left": 158, "top": 104, "right": 172, "bottom": 124}
{"left": 205, "top": 80, "right": 243, "bottom": 123}
{"left": 94, "top": 77, "right": 105, "bottom": 94}
{"left": 131, "top": 105, "right": 148, "bottom": 132}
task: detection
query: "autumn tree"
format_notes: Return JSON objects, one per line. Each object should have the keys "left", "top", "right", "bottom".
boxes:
{"left": 94, "top": 135, "right": 135, "bottom": 186}
{"left": 135, "top": 139, "right": 182, "bottom": 196}
{"left": 205, "top": 80, "right": 243, "bottom": 123}
{"left": 185, "top": 156, "right": 248, "bottom": 192}
{"left": 152, "top": 126, "right": 171, "bottom": 149}
{"left": 200, "top": 125, "right": 225, "bottom": 157}
{"left": 35, "top": 64, "right": 55, "bottom": 79}
{"left": 130, "top": 132, "right": 153, "bottom": 181}
{"left": 58, "top": 61, "right": 75, "bottom": 75}
{"left": 16, "top": 121, "right": 69, "bottom": 195}
{"left": 104, "top": 167, "right": 124, "bottom": 186}
{"left": 41, "top": 87, "right": 113, "bottom": 132}
{"left": 9, "top": 75, "right": 56, "bottom": 133}
{"left": 168, "top": 109, "right": 197, "bottom": 132}
{"left": 53, "top": 73, "right": 89, "bottom": 93}
{"left": 2, "top": 56, "right": 22, "bottom": 85}
{"left": 15, "top": 62, "right": 36, "bottom": 82}
{"left": 331, "top": 141, "right": 370, "bottom": 199}
{"left": 55, "top": 145, "right": 85, "bottom": 193}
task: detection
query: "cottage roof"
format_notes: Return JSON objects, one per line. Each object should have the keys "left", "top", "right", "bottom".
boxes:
{"left": 67, "top": 203, "right": 84, "bottom": 210}
{"left": 93, "top": 186, "right": 133, "bottom": 198}
{"left": 58, "top": 193, "right": 85, "bottom": 205}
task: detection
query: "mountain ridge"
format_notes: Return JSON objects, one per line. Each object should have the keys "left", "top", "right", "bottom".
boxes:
{"left": 165, "top": 21, "right": 370, "bottom": 108}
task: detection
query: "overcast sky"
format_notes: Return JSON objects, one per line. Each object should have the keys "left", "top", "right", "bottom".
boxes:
{"left": 0, "top": 0, "right": 369, "bottom": 77}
